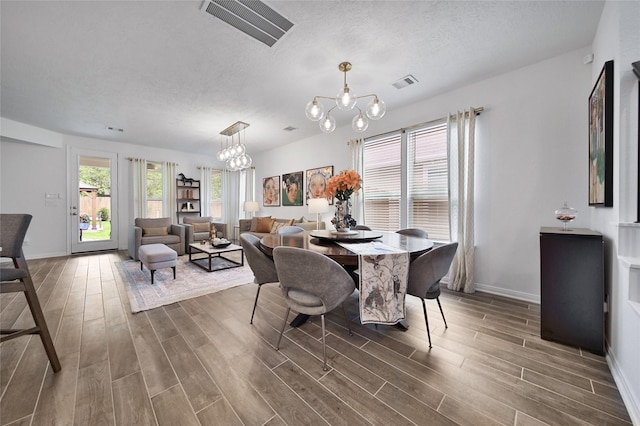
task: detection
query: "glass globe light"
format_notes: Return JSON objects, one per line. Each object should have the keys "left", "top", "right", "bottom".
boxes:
{"left": 238, "top": 153, "right": 252, "bottom": 169}
{"left": 336, "top": 87, "right": 357, "bottom": 110}
{"left": 226, "top": 157, "right": 238, "bottom": 171}
{"left": 352, "top": 113, "right": 369, "bottom": 132}
{"left": 235, "top": 143, "right": 246, "bottom": 156}
{"left": 216, "top": 150, "right": 225, "bottom": 162}
{"left": 305, "top": 99, "right": 324, "bottom": 121}
{"left": 319, "top": 114, "right": 336, "bottom": 133}
{"left": 366, "top": 97, "right": 386, "bottom": 120}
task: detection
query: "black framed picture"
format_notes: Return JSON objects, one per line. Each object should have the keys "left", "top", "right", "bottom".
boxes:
{"left": 282, "top": 171, "right": 303, "bottom": 206}
{"left": 588, "top": 60, "right": 614, "bottom": 207}
{"left": 262, "top": 175, "right": 280, "bottom": 206}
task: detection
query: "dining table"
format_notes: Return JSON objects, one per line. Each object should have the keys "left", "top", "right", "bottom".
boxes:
{"left": 259, "top": 230, "right": 434, "bottom": 328}
{"left": 259, "top": 230, "right": 434, "bottom": 266}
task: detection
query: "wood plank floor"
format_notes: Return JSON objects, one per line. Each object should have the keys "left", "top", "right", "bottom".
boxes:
{"left": 0, "top": 251, "right": 632, "bottom": 425}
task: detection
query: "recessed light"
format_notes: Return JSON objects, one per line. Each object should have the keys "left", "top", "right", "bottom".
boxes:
{"left": 106, "top": 126, "right": 124, "bottom": 132}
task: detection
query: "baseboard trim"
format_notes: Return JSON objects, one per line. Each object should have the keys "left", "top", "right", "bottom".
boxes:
{"left": 473, "top": 282, "right": 540, "bottom": 304}
{"left": 606, "top": 345, "right": 640, "bottom": 425}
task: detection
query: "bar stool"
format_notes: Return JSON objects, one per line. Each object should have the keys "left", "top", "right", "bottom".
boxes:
{"left": 0, "top": 214, "right": 61, "bottom": 372}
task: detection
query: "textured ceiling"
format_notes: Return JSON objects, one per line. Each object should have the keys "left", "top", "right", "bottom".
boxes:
{"left": 0, "top": 1, "right": 604, "bottom": 156}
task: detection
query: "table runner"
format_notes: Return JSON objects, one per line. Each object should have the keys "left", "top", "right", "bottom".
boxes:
{"left": 338, "top": 242, "right": 410, "bottom": 325}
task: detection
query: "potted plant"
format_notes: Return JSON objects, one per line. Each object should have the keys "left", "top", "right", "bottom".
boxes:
{"left": 79, "top": 213, "right": 90, "bottom": 230}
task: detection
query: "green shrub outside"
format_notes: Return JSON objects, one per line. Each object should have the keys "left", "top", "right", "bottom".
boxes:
{"left": 98, "top": 207, "right": 110, "bottom": 221}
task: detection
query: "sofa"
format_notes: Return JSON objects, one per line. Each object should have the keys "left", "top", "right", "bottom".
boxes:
{"left": 128, "top": 217, "right": 185, "bottom": 260}
{"left": 239, "top": 216, "right": 325, "bottom": 238}
{"left": 183, "top": 216, "right": 227, "bottom": 253}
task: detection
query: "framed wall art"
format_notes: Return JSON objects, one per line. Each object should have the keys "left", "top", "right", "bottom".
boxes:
{"left": 306, "top": 165, "right": 334, "bottom": 205}
{"left": 281, "top": 171, "right": 303, "bottom": 206}
{"left": 262, "top": 175, "right": 280, "bottom": 206}
{"left": 588, "top": 60, "right": 614, "bottom": 207}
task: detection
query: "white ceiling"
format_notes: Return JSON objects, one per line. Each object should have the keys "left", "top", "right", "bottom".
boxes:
{"left": 1, "top": 1, "right": 604, "bottom": 156}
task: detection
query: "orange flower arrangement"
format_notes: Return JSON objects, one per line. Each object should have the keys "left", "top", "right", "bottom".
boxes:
{"left": 324, "top": 169, "right": 362, "bottom": 201}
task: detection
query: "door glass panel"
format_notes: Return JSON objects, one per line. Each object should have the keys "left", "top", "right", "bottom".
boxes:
{"left": 78, "top": 156, "right": 112, "bottom": 242}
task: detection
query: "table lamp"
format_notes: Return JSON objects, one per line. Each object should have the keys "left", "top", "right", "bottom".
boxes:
{"left": 243, "top": 200, "right": 259, "bottom": 218}
{"left": 308, "top": 198, "right": 329, "bottom": 230}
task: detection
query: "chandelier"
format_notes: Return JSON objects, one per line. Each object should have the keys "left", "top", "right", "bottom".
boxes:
{"left": 216, "top": 121, "right": 252, "bottom": 171}
{"left": 305, "top": 62, "right": 386, "bottom": 133}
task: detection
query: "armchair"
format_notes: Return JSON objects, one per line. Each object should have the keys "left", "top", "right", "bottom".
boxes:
{"left": 128, "top": 217, "right": 185, "bottom": 260}
{"left": 183, "top": 216, "right": 227, "bottom": 253}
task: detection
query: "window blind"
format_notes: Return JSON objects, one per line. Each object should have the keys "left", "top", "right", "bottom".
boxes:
{"left": 363, "top": 134, "right": 402, "bottom": 231}
{"left": 408, "top": 123, "right": 449, "bottom": 240}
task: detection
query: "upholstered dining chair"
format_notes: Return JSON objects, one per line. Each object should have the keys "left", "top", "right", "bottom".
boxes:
{"left": 240, "top": 233, "right": 279, "bottom": 324}
{"left": 396, "top": 228, "right": 428, "bottom": 238}
{"left": 0, "top": 214, "right": 61, "bottom": 372}
{"left": 407, "top": 242, "right": 458, "bottom": 348}
{"left": 276, "top": 225, "right": 305, "bottom": 235}
{"left": 353, "top": 225, "right": 372, "bottom": 231}
{"left": 273, "top": 246, "right": 355, "bottom": 371}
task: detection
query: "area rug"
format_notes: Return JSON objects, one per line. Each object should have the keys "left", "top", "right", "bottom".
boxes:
{"left": 116, "top": 255, "right": 255, "bottom": 313}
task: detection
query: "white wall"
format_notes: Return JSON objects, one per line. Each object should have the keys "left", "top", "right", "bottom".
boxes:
{"left": 252, "top": 47, "right": 592, "bottom": 302}
{"left": 589, "top": 1, "right": 640, "bottom": 423}
{"left": 0, "top": 122, "right": 220, "bottom": 258}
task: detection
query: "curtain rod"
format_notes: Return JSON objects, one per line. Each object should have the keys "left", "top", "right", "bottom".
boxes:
{"left": 126, "top": 157, "right": 179, "bottom": 166}
{"left": 359, "top": 106, "right": 484, "bottom": 142}
{"left": 197, "top": 166, "right": 253, "bottom": 170}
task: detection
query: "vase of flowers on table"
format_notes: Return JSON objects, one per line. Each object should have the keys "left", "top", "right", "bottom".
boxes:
{"left": 324, "top": 169, "right": 362, "bottom": 232}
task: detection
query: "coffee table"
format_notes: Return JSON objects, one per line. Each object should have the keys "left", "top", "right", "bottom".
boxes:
{"left": 188, "top": 243, "right": 244, "bottom": 272}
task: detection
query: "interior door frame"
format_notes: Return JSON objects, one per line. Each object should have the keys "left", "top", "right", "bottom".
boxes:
{"left": 68, "top": 147, "right": 119, "bottom": 253}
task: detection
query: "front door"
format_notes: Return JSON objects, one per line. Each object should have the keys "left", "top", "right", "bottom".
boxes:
{"left": 69, "top": 148, "right": 118, "bottom": 253}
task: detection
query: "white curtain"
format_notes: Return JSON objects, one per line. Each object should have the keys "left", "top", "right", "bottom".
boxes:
{"left": 349, "top": 138, "right": 365, "bottom": 224}
{"left": 131, "top": 158, "right": 147, "bottom": 219}
{"left": 447, "top": 108, "right": 477, "bottom": 293}
{"left": 222, "top": 169, "right": 240, "bottom": 239}
{"left": 244, "top": 167, "right": 256, "bottom": 207}
{"left": 200, "top": 167, "right": 213, "bottom": 217}
{"left": 162, "top": 162, "right": 177, "bottom": 222}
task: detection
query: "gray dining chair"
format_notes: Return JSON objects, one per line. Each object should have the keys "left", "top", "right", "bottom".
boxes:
{"left": 407, "top": 242, "right": 458, "bottom": 348}
{"left": 240, "top": 233, "right": 279, "bottom": 324}
{"left": 396, "top": 228, "right": 428, "bottom": 238}
{"left": 353, "top": 225, "right": 372, "bottom": 231}
{"left": 0, "top": 214, "right": 61, "bottom": 372}
{"left": 273, "top": 246, "right": 355, "bottom": 371}
{"left": 277, "top": 225, "right": 305, "bottom": 235}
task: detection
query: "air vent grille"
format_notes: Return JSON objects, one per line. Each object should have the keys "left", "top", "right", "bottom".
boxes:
{"left": 201, "top": 0, "right": 293, "bottom": 47}
{"left": 392, "top": 75, "right": 419, "bottom": 89}
{"left": 282, "top": 126, "right": 297, "bottom": 132}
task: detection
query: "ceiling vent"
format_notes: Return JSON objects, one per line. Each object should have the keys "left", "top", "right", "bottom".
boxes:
{"left": 201, "top": 0, "right": 293, "bottom": 47}
{"left": 282, "top": 126, "right": 297, "bottom": 132}
{"left": 392, "top": 75, "right": 419, "bottom": 89}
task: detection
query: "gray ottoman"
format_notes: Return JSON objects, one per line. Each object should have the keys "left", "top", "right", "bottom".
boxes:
{"left": 138, "top": 244, "right": 177, "bottom": 284}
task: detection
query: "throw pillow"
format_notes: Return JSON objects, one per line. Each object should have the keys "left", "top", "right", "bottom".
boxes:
{"left": 143, "top": 227, "right": 168, "bottom": 236}
{"left": 287, "top": 218, "right": 295, "bottom": 226}
{"left": 250, "top": 216, "right": 271, "bottom": 232}
{"left": 270, "top": 221, "right": 287, "bottom": 234}
{"left": 255, "top": 217, "right": 275, "bottom": 233}
{"left": 193, "top": 222, "right": 210, "bottom": 233}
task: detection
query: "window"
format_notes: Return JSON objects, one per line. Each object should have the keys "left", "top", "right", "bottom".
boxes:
{"left": 363, "top": 134, "right": 401, "bottom": 231}
{"left": 363, "top": 121, "right": 450, "bottom": 241}
{"left": 146, "top": 162, "right": 163, "bottom": 218}
{"left": 209, "top": 169, "right": 223, "bottom": 220}
{"left": 408, "top": 123, "right": 449, "bottom": 240}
